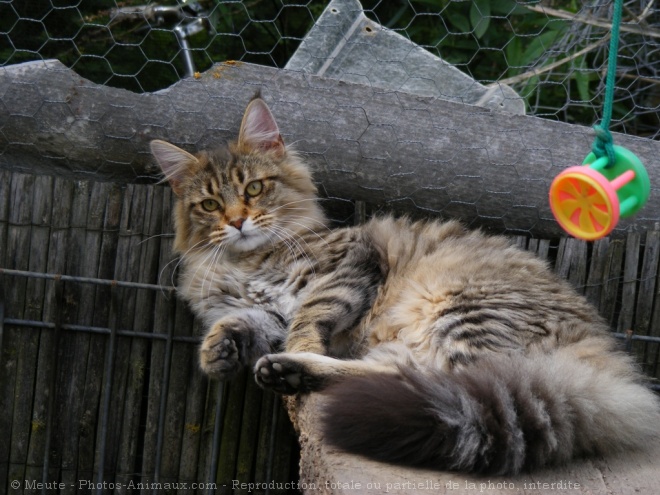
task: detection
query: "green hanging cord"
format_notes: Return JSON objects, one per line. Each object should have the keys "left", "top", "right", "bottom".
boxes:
{"left": 592, "top": 0, "right": 623, "bottom": 166}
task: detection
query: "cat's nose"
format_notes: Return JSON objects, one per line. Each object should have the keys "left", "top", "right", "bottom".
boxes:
{"left": 229, "top": 218, "right": 246, "bottom": 231}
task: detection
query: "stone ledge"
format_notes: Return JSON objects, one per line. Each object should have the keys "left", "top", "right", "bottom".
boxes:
{"left": 287, "top": 394, "right": 660, "bottom": 495}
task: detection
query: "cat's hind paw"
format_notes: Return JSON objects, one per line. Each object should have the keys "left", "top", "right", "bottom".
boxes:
{"left": 254, "top": 353, "right": 324, "bottom": 395}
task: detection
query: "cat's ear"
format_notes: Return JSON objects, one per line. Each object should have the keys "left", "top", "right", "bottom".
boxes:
{"left": 150, "top": 140, "right": 199, "bottom": 196}
{"left": 238, "top": 97, "right": 285, "bottom": 155}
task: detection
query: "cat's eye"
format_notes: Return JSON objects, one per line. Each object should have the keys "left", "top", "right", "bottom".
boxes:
{"left": 245, "top": 180, "right": 263, "bottom": 197}
{"left": 201, "top": 199, "right": 219, "bottom": 212}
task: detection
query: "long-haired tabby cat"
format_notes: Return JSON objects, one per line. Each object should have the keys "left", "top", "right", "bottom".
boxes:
{"left": 151, "top": 94, "right": 659, "bottom": 475}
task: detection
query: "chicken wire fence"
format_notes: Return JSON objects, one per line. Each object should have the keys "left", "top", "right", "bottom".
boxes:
{"left": 2, "top": 0, "right": 659, "bottom": 137}
{"left": 2, "top": 0, "right": 660, "bottom": 493}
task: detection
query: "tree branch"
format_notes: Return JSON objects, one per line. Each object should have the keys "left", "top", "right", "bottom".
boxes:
{"left": 526, "top": 2, "right": 660, "bottom": 40}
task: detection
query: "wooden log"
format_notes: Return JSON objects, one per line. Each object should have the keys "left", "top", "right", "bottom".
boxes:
{"left": 234, "top": 379, "right": 265, "bottom": 494}
{"left": 271, "top": 399, "right": 297, "bottom": 495}
{"left": 0, "top": 168, "right": 9, "bottom": 492}
{"left": 139, "top": 332, "right": 165, "bottom": 485}
{"left": 527, "top": 237, "right": 551, "bottom": 262}
{"left": 159, "top": 298, "right": 195, "bottom": 482}
{"left": 2, "top": 60, "right": 660, "bottom": 239}
{"left": 178, "top": 320, "right": 208, "bottom": 485}
{"left": 10, "top": 177, "right": 47, "bottom": 492}
{"left": 32, "top": 178, "right": 74, "bottom": 487}
{"left": 92, "top": 184, "right": 147, "bottom": 482}
{"left": 635, "top": 228, "right": 660, "bottom": 376}
{"left": 178, "top": 337, "right": 208, "bottom": 487}
{"left": 648, "top": 230, "right": 660, "bottom": 378}
{"left": 618, "top": 231, "right": 641, "bottom": 333}
{"left": 197, "top": 380, "right": 223, "bottom": 492}
{"left": 600, "top": 240, "right": 625, "bottom": 327}
{"left": 78, "top": 184, "right": 124, "bottom": 488}
{"left": 115, "top": 184, "right": 162, "bottom": 488}
{"left": 4, "top": 173, "right": 35, "bottom": 492}
{"left": 554, "top": 238, "right": 588, "bottom": 293}
{"left": 512, "top": 235, "right": 527, "bottom": 250}
{"left": 635, "top": 227, "right": 660, "bottom": 336}
{"left": 217, "top": 371, "right": 248, "bottom": 495}
{"left": 254, "top": 391, "right": 277, "bottom": 487}
{"left": 0, "top": 169, "right": 9, "bottom": 267}
{"left": 158, "top": 243, "right": 203, "bottom": 492}
{"left": 78, "top": 183, "right": 123, "bottom": 483}
{"left": 115, "top": 183, "right": 148, "bottom": 487}
{"left": 584, "top": 238, "right": 610, "bottom": 313}
{"left": 55, "top": 180, "right": 91, "bottom": 493}
{"left": 16, "top": 175, "right": 53, "bottom": 492}
{"left": 141, "top": 186, "right": 176, "bottom": 485}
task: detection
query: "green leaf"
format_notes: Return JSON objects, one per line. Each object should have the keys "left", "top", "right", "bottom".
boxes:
{"left": 519, "top": 29, "right": 563, "bottom": 67}
{"left": 470, "top": 0, "right": 491, "bottom": 39}
{"left": 491, "top": 0, "right": 530, "bottom": 16}
{"left": 446, "top": 11, "right": 471, "bottom": 33}
{"left": 574, "top": 70, "right": 591, "bottom": 103}
{"left": 572, "top": 56, "right": 592, "bottom": 102}
{"left": 505, "top": 36, "right": 523, "bottom": 73}
{"left": 521, "top": 74, "right": 540, "bottom": 102}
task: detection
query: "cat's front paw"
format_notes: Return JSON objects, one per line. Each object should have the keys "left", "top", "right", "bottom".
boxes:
{"left": 254, "top": 353, "right": 324, "bottom": 395}
{"left": 200, "top": 327, "right": 242, "bottom": 380}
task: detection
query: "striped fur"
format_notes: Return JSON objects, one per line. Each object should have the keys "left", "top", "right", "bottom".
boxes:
{"left": 151, "top": 96, "right": 660, "bottom": 474}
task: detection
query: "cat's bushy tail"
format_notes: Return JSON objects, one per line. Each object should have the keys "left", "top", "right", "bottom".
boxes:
{"left": 320, "top": 350, "right": 660, "bottom": 475}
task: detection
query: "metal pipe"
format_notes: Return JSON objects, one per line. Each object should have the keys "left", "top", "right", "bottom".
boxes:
{"left": 152, "top": 300, "right": 177, "bottom": 493}
{"left": 2, "top": 318, "right": 200, "bottom": 343}
{"left": 95, "top": 286, "right": 120, "bottom": 493}
{"left": 265, "top": 396, "right": 280, "bottom": 495}
{"left": 174, "top": 26, "right": 196, "bottom": 78}
{"left": 0, "top": 267, "right": 175, "bottom": 292}
{"left": 207, "top": 381, "right": 225, "bottom": 495}
{"left": 40, "top": 279, "right": 63, "bottom": 493}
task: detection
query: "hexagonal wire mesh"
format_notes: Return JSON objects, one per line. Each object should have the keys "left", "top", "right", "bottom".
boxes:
{"left": 1, "top": 0, "right": 660, "bottom": 493}
{"left": 1, "top": 0, "right": 658, "bottom": 136}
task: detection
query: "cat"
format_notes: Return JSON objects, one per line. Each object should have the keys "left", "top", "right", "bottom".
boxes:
{"left": 150, "top": 94, "right": 660, "bottom": 475}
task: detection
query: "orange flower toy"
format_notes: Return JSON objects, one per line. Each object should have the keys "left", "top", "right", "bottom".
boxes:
{"left": 549, "top": 146, "right": 649, "bottom": 240}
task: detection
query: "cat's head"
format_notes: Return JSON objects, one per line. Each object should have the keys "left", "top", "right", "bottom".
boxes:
{"left": 150, "top": 96, "right": 325, "bottom": 255}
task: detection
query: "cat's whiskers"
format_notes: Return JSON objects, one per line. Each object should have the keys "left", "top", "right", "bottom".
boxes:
{"left": 266, "top": 224, "right": 318, "bottom": 278}
{"left": 261, "top": 227, "right": 281, "bottom": 253}
{"left": 251, "top": 215, "right": 291, "bottom": 253}
{"left": 262, "top": 226, "right": 295, "bottom": 257}
{"left": 262, "top": 227, "right": 306, "bottom": 273}
{"left": 281, "top": 217, "right": 332, "bottom": 246}
{"left": 185, "top": 240, "right": 226, "bottom": 299}
{"left": 284, "top": 139, "right": 304, "bottom": 148}
{"left": 273, "top": 221, "right": 322, "bottom": 255}
{"left": 280, "top": 212, "right": 333, "bottom": 234}
{"left": 262, "top": 222, "right": 303, "bottom": 255}
{"left": 158, "top": 237, "right": 211, "bottom": 294}
{"left": 201, "top": 243, "right": 226, "bottom": 301}
{"left": 266, "top": 198, "right": 323, "bottom": 215}
{"left": 263, "top": 226, "right": 317, "bottom": 278}
{"left": 258, "top": 204, "right": 331, "bottom": 245}
{"left": 138, "top": 232, "right": 175, "bottom": 246}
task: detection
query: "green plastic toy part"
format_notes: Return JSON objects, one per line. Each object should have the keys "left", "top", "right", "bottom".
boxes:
{"left": 549, "top": 145, "right": 649, "bottom": 241}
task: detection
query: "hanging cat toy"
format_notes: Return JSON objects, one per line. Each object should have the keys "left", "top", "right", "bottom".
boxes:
{"left": 548, "top": 0, "right": 650, "bottom": 241}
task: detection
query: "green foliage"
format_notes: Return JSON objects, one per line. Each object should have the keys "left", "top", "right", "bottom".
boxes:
{"left": 469, "top": 0, "right": 491, "bottom": 39}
